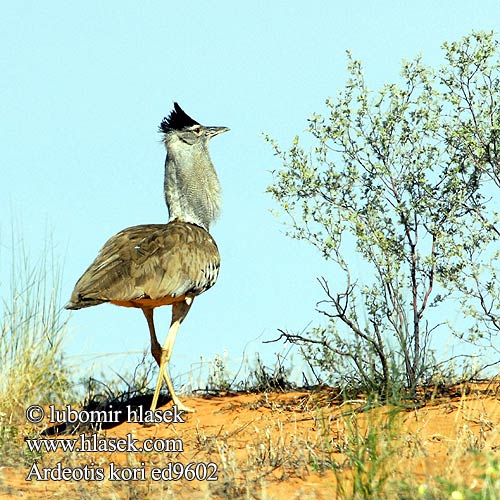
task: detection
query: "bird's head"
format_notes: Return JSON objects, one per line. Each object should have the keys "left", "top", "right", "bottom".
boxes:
{"left": 160, "top": 103, "right": 229, "bottom": 147}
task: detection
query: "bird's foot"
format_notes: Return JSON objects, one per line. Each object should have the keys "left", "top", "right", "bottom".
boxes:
{"left": 172, "top": 398, "right": 195, "bottom": 414}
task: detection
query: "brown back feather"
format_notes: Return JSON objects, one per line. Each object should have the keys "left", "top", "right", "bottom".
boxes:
{"left": 66, "top": 222, "right": 220, "bottom": 309}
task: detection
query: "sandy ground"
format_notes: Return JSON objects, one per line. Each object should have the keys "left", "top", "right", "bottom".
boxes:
{"left": 0, "top": 386, "right": 499, "bottom": 499}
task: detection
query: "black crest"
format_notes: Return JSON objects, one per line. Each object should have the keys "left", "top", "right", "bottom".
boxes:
{"left": 160, "top": 103, "right": 200, "bottom": 133}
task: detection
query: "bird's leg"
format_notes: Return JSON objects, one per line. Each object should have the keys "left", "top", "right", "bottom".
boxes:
{"left": 143, "top": 307, "right": 180, "bottom": 408}
{"left": 150, "top": 298, "right": 193, "bottom": 413}
{"left": 143, "top": 308, "right": 162, "bottom": 365}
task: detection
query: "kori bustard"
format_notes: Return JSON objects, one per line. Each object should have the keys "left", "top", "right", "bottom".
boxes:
{"left": 66, "top": 103, "right": 228, "bottom": 413}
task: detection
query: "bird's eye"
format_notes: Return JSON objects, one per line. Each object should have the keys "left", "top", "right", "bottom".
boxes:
{"left": 192, "top": 126, "right": 202, "bottom": 135}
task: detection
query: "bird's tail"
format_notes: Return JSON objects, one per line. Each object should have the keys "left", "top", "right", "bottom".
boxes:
{"left": 65, "top": 296, "right": 107, "bottom": 310}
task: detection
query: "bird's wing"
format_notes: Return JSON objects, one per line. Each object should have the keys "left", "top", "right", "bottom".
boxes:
{"left": 67, "top": 222, "right": 220, "bottom": 309}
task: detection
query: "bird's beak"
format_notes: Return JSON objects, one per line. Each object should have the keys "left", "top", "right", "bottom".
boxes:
{"left": 206, "top": 126, "right": 230, "bottom": 138}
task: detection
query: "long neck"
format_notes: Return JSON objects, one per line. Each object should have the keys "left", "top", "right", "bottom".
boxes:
{"left": 164, "top": 141, "right": 221, "bottom": 231}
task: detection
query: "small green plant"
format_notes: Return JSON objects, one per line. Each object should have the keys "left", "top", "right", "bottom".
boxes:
{"left": 0, "top": 412, "right": 20, "bottom": 466}
{"left": 307, "top": 411, "right": 342, "bottom": 472}
{"left": 394, "top": 455, "right": 500, "bottom": 500}
{"left": 244, "top": 353, "right": 294, "bottom": 392}
{"left": 434, "top": 458, "right": 500, "bottom": 500}
{"left": 205, "top": 352, "right": 232, "bottom": 392}
{"left": 21, "top": 426, "right": 45, "bottom": 466}
{"left": 0, "top": 412, "right": 45, "bottom": 467}
{"left": 334, "top": 408, "right": 400, "bottom": 499}
{"left": 83, "top": 351, "right": 158, "bottom": 401}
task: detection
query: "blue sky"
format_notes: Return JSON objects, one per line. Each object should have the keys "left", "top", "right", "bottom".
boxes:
{"left": 1, "top": 2, "right": 499, "bottom": 388}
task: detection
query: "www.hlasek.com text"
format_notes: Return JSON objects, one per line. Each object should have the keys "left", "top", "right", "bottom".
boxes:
{"left": 25, "top": 432, "right": 184, "bottom": 454}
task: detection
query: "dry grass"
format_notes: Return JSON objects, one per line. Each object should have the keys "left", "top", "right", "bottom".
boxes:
{"left": 0, "top": 384, "right": 499, "bottom": 499}
{"left": 1, "top": 238, "right": 499, "bottom": 499}
{"left": 0, "top": 237, "right": 72, "bottom": 421}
